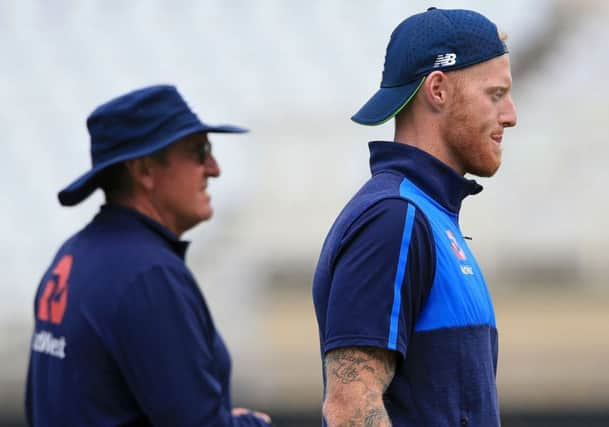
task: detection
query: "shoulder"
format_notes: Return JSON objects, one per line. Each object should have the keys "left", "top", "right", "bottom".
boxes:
{"left": 341, "top": 197, "right": 433, "bottom": 252}
{"left": 77, "top": 221, "right": 187, "bottom": 274}
{"left": 62, "top": 225, "right": 195, "bottom": 318}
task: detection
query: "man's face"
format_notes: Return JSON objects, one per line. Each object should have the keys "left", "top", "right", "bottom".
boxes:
{"left": 150, "top": 132, "right": 220, "bottom": 235}
{"left": 442, "top": 54, "right": 517, "bottom": 177}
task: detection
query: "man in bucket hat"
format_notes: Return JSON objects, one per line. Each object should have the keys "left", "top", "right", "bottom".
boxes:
{"left": 26, "top": 85, "right": 271, "bottom": 426}
{"left": 313, "top": 8, "right": 517, "bottom": 426}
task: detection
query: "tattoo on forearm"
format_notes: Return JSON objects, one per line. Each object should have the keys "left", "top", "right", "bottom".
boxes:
{"left": 325, "top": 347, "right": 395, "bottom": 390}
{"left": 324, "top": 347, "right": 396, "bottom": 426}
{"left": 364, "top": 408, "right": 389, "bottom": 426}
{"left": 333, "top": 406, "right": 391, "bottom": 427}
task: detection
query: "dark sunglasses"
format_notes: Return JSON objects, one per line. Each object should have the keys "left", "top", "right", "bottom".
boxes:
{"left": 187, "top": 141, "right": 212, "bottom": 163}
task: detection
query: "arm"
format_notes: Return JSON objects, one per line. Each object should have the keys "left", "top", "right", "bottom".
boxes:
{"left": 113, "top": 266, "right": 271, "bottom": 426}
{"left": 316, "top": 200, "right": 434, "bottom": 426}
{"left": 323, "top": 346, "right": 397, "bottom": 427}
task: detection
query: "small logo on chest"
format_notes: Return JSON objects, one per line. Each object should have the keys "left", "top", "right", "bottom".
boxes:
{"left": 446, "top": 230, "right": 475, "bottom": 276}
{"left": 446, "top": 230, "right": 467, "bottom": 260}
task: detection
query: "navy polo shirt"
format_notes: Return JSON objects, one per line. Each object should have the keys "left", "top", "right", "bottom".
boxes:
{"left": 313, "top": 141, "right": 500, "bottom": 426}
{"left": 26, "top": 204, "right": 269, "bottom": 427}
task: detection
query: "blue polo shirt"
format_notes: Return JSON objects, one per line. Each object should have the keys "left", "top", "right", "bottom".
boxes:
{"left": 26, "top": 204, "right": 269, "bottom": 427}
{"left": 313, "top": 141, "right": 500, "bottom": 426}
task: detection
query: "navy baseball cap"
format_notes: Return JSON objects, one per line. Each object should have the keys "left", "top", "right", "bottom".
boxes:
{"left": 58, "top": 85, "right": 248, "bottom": 206}
{"left": 352, "top": 7, "right": 508, "bottom": 125}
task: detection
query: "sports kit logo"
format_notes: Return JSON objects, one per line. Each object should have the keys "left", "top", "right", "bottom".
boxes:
{"left": 434, "top": 53, "right": 457, "bottom": 68}
{"left": 37, "top": 254, "right": 73, "bottom": 324}
{"left": 445, "top": 230, "right": 467, "bottom": 261}
{"left": 32, "top": 331, "right": 66, "bottom": 359}
{"left": 445, "top": 230, "right": 475, "bottom": 276}
{"left": 33, "top": 254, "right": 73, "bottom": 360}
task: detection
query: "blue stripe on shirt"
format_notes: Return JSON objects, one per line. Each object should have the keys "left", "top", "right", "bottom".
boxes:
{"left": 387, "top": 186, "right": 416, "bottom": 350}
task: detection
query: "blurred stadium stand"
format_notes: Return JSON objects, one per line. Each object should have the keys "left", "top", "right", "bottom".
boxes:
{"left": 1, "top": 1, "right": 608, "bottom": 425}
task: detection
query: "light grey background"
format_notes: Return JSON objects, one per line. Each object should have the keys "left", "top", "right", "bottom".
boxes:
{"left": 2, "top": 0, "right": 608, "bottom": 419}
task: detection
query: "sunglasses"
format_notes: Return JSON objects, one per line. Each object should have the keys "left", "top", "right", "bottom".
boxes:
{"left": 186, "top": 141, "right": 212, "bottom": 163}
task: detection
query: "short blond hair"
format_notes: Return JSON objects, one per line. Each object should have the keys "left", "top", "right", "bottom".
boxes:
{"left": 498, "top": 30, "right": 508, "bottom": 42}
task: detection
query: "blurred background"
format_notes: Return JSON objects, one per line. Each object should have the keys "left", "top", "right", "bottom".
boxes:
{"left": 2, "top": 1, "right": 608, "bottom": 426}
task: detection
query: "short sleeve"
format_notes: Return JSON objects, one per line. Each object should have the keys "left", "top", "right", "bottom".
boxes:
{"left": 323, "top": 198, "right": 435, "bottom": 358}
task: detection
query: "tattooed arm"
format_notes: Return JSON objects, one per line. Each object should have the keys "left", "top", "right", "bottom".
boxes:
{"left": 322, "top": 346, "right": 397, "bottom": 427}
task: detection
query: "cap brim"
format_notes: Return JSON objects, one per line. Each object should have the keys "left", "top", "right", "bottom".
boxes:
{"left": 58, "top": 121, "right": 248, "bottom": 206}
{"left": 351, "top": 77, "right": 425, "bottom": 126}
{"left": 202, "top": 123, "right": 249, "bottom": 133}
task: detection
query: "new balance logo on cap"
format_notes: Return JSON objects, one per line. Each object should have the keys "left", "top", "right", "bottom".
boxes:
{"left": 434, "top": 53, "right": 457, "bottom": 68}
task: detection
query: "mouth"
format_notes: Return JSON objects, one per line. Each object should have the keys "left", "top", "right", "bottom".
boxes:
{"left": 200, "top": 188, "right": 211, "bottom": 204}
{"left": 490, "top": 133, "right": 503, "bottom": 144}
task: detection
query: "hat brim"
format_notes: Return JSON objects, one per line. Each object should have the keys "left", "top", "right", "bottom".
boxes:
{"left": 351, "top": 77, "right": 426, "bottom": 126}
{"left": 57, "top": 122, "right": 248, "bottom": 206}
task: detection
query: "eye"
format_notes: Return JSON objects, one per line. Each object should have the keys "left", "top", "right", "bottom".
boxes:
{"left": 491, "top": 88, "right": 506, "bottom": 102}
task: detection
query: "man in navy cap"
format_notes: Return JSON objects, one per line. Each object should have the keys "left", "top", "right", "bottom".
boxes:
{"left": 313, "top": 8, "right": 517, "bottom": 426}
{"left": 26, "top": 85, "right": 272, "bottom": 426}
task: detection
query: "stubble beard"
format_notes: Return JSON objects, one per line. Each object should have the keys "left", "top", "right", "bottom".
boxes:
{"left": 443, "top": 99, "right": 501, "bottom": 178}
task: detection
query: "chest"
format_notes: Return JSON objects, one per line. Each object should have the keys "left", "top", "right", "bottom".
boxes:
{"left": 415, "top": 214, "right": 496, "bottom": 332}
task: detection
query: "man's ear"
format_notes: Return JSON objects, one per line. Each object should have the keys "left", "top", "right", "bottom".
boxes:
{"left": 125, "top": 157, "right": 155, "bottom": 191}
{"left": 421, "top": 70, "right": 450, "bottom": 112}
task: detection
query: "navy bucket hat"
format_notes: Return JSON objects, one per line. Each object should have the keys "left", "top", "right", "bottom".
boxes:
{"left": 352, "top": 7, "right": 507, "bottom": 125}
{"left": 58, "top": 85, "right": 248, "bottom": 206}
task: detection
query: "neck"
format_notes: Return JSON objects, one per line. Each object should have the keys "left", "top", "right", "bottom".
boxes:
{"left": 394, "top": 112, "right": 463, "bottom": 176}
{"left": 111, "top": 194, "right": 182, "bottom": 236}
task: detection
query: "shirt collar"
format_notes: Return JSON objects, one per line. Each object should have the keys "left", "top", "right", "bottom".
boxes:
{"left": 98, "top": 204, "right": 190, "bottom": 258}
{"left": 369, "top": 141, "right": 483, "bottom": 213}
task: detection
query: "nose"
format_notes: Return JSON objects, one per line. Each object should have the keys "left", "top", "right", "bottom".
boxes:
{"left": 204, "top": 153, "right": 221, "bottom": 178}
{"left": 501, "top": 95, "right": 517, "bottom": 128}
